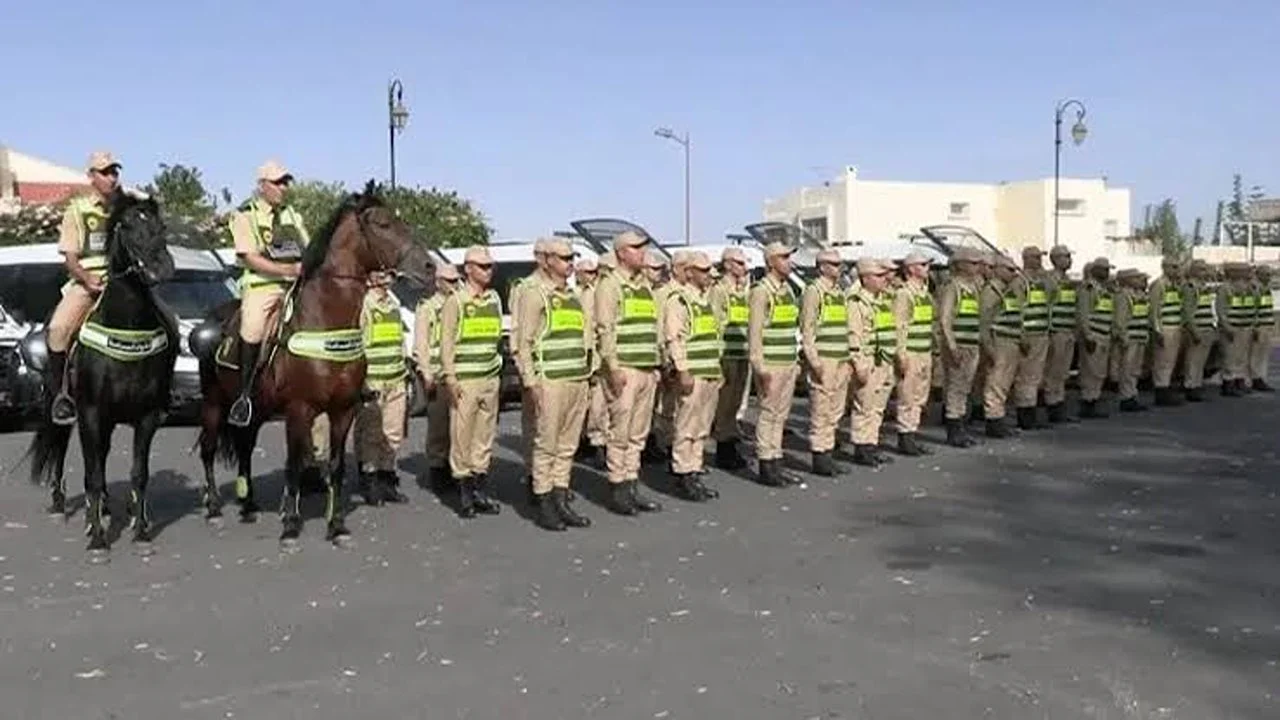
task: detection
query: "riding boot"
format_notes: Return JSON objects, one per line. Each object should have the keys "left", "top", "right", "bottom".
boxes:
{"left": 897, "top": 432, "right": 929, "bottom": 456}
{"left": 47, "top": 350, "right": 77, "bottom": 426}
{"left": 810, "top": 451, "right": 837, "bottom": 477}
{"left": 1253, "top": 379, "right": 1275, "bottom": 393}
{"left": 470, "top": 473, "right": 501, "bottom": 515}
{"left": 607, "top": 481, "right": 638, "bottom": 515}
{"left": 628, "top": 480, "right": 662, "bottom": 512}
{"left": 228, "top": 342, "right": 261, "bottom": 427}
{"left": 551, "top": 487, "right": 591, "bottom": 527}
{"left": 532, "top": 491, "right": 566, "bottom": 531}
{"left": 715, "top": 441, "right": 747, "bottom": 470}
{"left": 691, "top": 472, "right": 719, "bottom": 499}
{"left": 672, "top": 472, "right": 707, "bottom": 501}
{"left": 852, "top": 444, "right": 881, "bottom": 467}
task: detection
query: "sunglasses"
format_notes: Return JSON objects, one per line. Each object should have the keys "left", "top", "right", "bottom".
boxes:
{"left": 94, "top": 167, "right": 120, "bottom": 178}
{"left": 554, "top": 254, "right": 576, "bottom": 262}
{"left": 469, "top": 262, "right": 494, "bottom": 270}
{"left": 818, "top": 260, "right": 843, "bottom": 267}
{"left": 268, "top": 178, "right": 292, "bottom": 188}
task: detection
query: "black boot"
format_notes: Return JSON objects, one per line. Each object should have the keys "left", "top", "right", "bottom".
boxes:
{"left": 1119, "top": 397, "right": 1140, "bottom": 412}
{"left": 458, "top": 477, "right": 477, "bottom": 518}
{"left": 1154, "top": 387, "right": 1173, "bottom": 406}
{"left": 628, "top": 480, "right": 662, "bottom": 512}
{"left": 715, "top": 441, "right": 747, "bottom": 470}
{"left": 607, "top": 481, "right": 638, "bottom": 515}
{"left": 756, "top": 459, "right": 785, "bottom": 487}
{"left": 810, "top": 451, "right": 837, "bottom": 477}
{"left": 897, "top": 432, "right": 930, "bottom": 456}
{"left": 690, "top": 472, "right": 719, "bottom": 499}
{"left": 985, "top": 417, "right": 1013, "bottom": 438}
{"left": 1185, "top": 387, "right": 1205, "bottom": 402}
{"left": 672, "top": 472, "right": 708, "bottom": 501}
{"left": 642, "top": 436, "right": 667, "bottom": 463}
{"left": 470, "top": 473, "right": 501, "bottom": 515}
{"left": 47, "top": 350, "right": 76, "bottom": 426}
{"left": 1015, "top": 407, "right": 1037, "bottom": 430}
{"left": 376, "top": 470, "right": 408, "bottom": 503}
{"left": 1167, "top": 387, "right": 1186, "bottom": 405}
{"left": 1253, "top": 379, "right": 1275, "bottom": 392}
{"left": 852, "top": 444, "right": 881, "bottom": 467}
{"left": 1221, "top": 381, "right": 1238, "bottom": 397}
{"left": 533, "top": 491, "right": 566, "bottom": 531}
{"left": 1237, "top": 378, "right": 1253, "bottom": 394}
{"left": 228, "top": 341, "right": 261, "bottom": 427}
{"left": 945, "top": 419, "right": 974, "bottom": 448}
{"left": 551, "top": 487, "right": 590, "bottom": 527}
{"left": 429, "top": 465, "right": 453, "bottom": 490}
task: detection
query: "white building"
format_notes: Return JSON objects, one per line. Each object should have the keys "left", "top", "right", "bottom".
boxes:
{"left": 763, "top": 166, "right": 1150, "bottom": 269}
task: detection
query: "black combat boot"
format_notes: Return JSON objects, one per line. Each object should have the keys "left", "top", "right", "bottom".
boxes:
{"left": 551, "top": 487, "right": 591, "bottom": 527}
{"left": 458, "top": 477, "right": 477, "bottom": 518}
{"left": 532, "top": 492, "right": 566, "bottom": 531}
{"left": 429, "top": 465, "right": 453, "bottom": 489}
{"left": 47, "top": 349, "right": 77, "bottom": 426}
{"left": 628, "top": 480, "right": 662, "bottom": 512}
{"left": 1185, "top": 387, "right": 1205, "bottom": 402}
{"left": 1237, "top": 378, "right": 1253, "bottom": 394}
{"left": 607, "top": 481, "right": 638, "bottom": 515}
{"left": 945, "top": 419, "right": 973, "bottom": 448}
{"left": 985, "top": 417, "right": 1013, "bottom": 438}
{"left": 228, "top": 341, "right": 261, "bottom": 427}
{"left": 897, "top": 432, "right": 930, "bottom": 456}
{"left": 1154, "top": 387, "right": 1173, "bottom": 406}
{"left": 672, "top": 472, "right": 707, "bottom": 501}
{"left": 756, "top": 459, "right": 785, "bottom": 487}
{"left": 810, "top": 451, "right": 837, "bottom": 477}
{"left": 376, "top": 470, "right": 408, "bottom": 503}
{"left": 1119, "top": 397, "right": 1144, "bottom": 412}
{"left": 852, "top": 444, "right": 881, "bottom": 467}
{"left": 641, "top": 436, "right": 667, "bottom": 463}
{"left": 470, "top": 473, "right": 501, "bottom": 515}
{"left": 1167, "top": 387, "right": 1186, "bottom": 405}
{"left": 1221, "top": 381, "right": 1240, "bottom": 397}
{"left": 1253, "top": 379, "right": 1275, "bottom": 392}
{"left": 714, "top": 441, "right": 747, "bottom": 470}
{"left": 690, "top": 472, "right": 719, "bottom": 499}
{"left": 1016, "top": 407, "right": 1037, "bottom": 430}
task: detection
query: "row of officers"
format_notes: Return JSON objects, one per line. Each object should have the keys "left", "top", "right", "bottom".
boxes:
{"left": 322, "top": 232, "right": 1278, "bottom": 533}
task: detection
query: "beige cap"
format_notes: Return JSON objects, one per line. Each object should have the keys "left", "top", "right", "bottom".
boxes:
{"left": 722, "top": 247, "right": 748, "bottom": 263}
{"left": 614, "top": 230, "right": 650, "bottom": 250}
{"left": 598, "top": 251, "right": 617, "bottom": 270}
{"left": 902, "top": 250, "right": 933, "bottom": 266}
{"left": 1257, "top": 264, "right": 1273, "bottom": 277}
{"left": 435, "top": 263, "right": 460, "bottom": 281}
{"left": 1049, "top": 245, "right": 1072, "bottom": 257}
{"left": 815, "top": 248, "right": 842, "bottom": 264}
{"left": 532, "top": 237, "right": 553, "bottom": 255}
{"left": 544, "top": 239, "right": 577, "bottom": 258}
{"left": 856, "top": 258, "right": 893, "bottom": 276}
{"left": 670, "top": 250, "right": 691, "bottom": 268}
{"left": 463, "top": 246, "right": 494, "bottom": 265}
{"left": 1114, "top": 268, "right": 1137, "bottom": 280}
{"left": 1021, "top": 245, "right": 1043, "bottom": 258}
{"left": 256, "top": 160, "right": 293, "bottom": 183}
{"left": 763, "top": 241, "right": 795, "bottom": 258}
{"left": 951, "top": 247, "right": 982, "bottom": 264}
{"left": 87, "top": 150, "right": 121, "bottom": 172}
{"left": 576, "top": 257, "right": 598, "bottom": 273}
{"left": 687, "top": 251, "right": 713, "bottom": 271}
{"left": 645, "top": 250, "right": 668, "bottom": 269}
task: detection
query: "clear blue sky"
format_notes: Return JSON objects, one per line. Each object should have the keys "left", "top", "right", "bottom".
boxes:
{"left": 4, "top": 0, "right": 1277, "bottom": 242}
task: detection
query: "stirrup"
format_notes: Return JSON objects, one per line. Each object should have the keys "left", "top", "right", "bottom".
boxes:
{"left": 51, "top": 393, "right": 77, "bottom": 426}
{"left": 228, "top": 395, "right": 253, "bottom": 427}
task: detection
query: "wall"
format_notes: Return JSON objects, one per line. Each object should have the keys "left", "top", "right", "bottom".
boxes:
{"left": 995, "top": 180, "right": 1047, "bottom": 251}
{"left": 848, "top": 179, "right": 999, "bottom": 243}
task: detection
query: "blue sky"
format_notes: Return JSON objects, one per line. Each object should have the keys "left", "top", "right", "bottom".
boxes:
{"left": 3, "top": 0, "right": 1277, "bottom": 242}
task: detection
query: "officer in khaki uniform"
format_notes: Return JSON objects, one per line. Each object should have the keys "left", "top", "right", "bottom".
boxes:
{"left": 708, "top": 247, "right": 752, "bottom": 470}
{"left": 510, "top": 239, "right": 551, "bottom": 488}
{"left": 978, "top": 254, "right": 1023, "bottom": 438}
{"left": 1041, "top": 245, "right": 1078, "bottom": 422}
{"left": 440, "top": 246, "right": 504, "bottom": 518}
{"left": 1217, "top": 262, "right": 1256, "bottom": 397}
{"left": 1181, "top": 260, "right": 1217, "bottom": 401}
{"left": 847, "top": 259, "right": 898, "bottom": 467}
{"left": 937, "top": 247, "right": 984, "bottom": 447}
{"left": 1109, "top": 269, "right": 1150, "bottom": 412}
{"left": 1147, "top": 257, "right": 1188, "bottom": 406}
{"left": 1076, "top": 257, "right": 1115, "bottom": 418}
{"left": 748, "top": 241, "right": 802, "bottom": 486}
{"left": 46, "top": 151, "right": 126, "bottom": 424}
{"left": 891, "top": 251, "right": 934, "bottom": 455}
{"left": 664, "top": 251, "right": 723, "bottom": 500}
{"left": 515, "top": 238, "right": 594, "bottom": 531}
{"left": 801, "top": 249, "right": 853, "bottom": 475}
{"left": 575, "top": 256, "right": 609, "bottom": 461}
{"left": 595, "top": 231, "right": 664, "bottom": 515}
{"left": 648, "top": 251, "right": 678, "bottom": 461}
{"left": 413, "top": 263, "right": 460, "bottom": 486}
{"left": 227, "top": 160, "right": 310, "bottom": 427}
{"left": 1013, "top": 247, "right": 1052, "bottom": 429}
{"left": 1249, "top": 265, "right": 1276, "bottom": 391}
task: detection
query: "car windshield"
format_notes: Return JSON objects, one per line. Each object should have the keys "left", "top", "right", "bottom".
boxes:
{"left": 918, "top": 225, "right": 1002, "bottom": 258}
{"left": 154, "top": 269, "right": 237, "bottom": 319}
{"left": 0, "top": 263, "right": 67, "bottom": 325}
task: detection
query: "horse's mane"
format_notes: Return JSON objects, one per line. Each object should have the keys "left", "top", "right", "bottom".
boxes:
{"left": 300, "top": 180, "right": 383, "bottom": 278}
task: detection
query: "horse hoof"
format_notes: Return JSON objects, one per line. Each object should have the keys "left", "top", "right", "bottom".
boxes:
{"left": 86, "top": 548, "right": 110, "bottom": 565}
{"left": 279, "top": 537, "right": 301, "bottom": 554}
{"left": 134, "top": 541, "right": 155, "bottom": 557}
{"left": 330, "top": 532, "right": 354, "bottom": 549}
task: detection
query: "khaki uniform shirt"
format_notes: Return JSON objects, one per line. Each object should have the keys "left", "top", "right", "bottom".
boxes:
{"left": 892, "top": 278, "right": 930, "bottom": 355}
{"left": 57, "top": 194, "right": 109, "bottom": 257}
{"left": 439, "top": 284, "right": 499, "bottom": 385}
{"left": 800, "top": 275, "right": 841, "bottom": 369}
{"left": 847, "top": 287, "right": 890, "bottom": 365}
{"left": 747, "top": 274, "right": 792, "bottom": 377}
{"left": 937, "top": 274, "right": 980, "bottom": 351}
{"left": 514, "top": 273, "right": 595, "bottom": 389}
{"left": 708, "top": 275, "right": 749, "bottom": 325}
{"left": 662, "top": 284, "right": 702, "bottom": 374}
{"left": 1112, "top": 287, "right": 1134, "bottom": 343}
{"left": 593, "top": 266, "right": 650, "bottom": 377}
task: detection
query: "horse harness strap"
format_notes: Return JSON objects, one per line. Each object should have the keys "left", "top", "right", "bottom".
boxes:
{"left": 78, "top": 322, "right": 169, "bottom": 362}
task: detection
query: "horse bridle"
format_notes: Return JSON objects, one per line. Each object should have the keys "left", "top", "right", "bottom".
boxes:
{"left": 311, "top": 206, "right": 403, "bottom": 285}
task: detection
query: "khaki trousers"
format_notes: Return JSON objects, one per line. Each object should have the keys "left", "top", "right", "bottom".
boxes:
{"left": 943, "top": 344, "right": 981, "bottom": 420}
{"left": 713, "top": 359, "right": 749, "bottom": 442}
{"left": 425, "top": 385, "right": 450, "bottom": 470}
{"left": 808, "top": 358, "right": 852, "bottom": 453}
{"left": 1182, "top": 332, "right": 1214, "bottom": 389}
{"left": 531, "top": 380, "right": 589, "bottom": 494}
{"left": 652, "top": 377, "right": 676, "bottom": 448}
{"left": 672, "top": 376, "right": 722, "bottom": 474}
{"left": 605, "top": 367, "right": 659, "bottom": 483}
{"left": 1250, "top": 326, "right": 1274, "bottom": 380}
{"left": 755, "top": 363, "right": 799, "bottom": 461}
{"left": 895, "top": 351, "right": 932, "bottom": 434}
{"left": 1150, "top": 328, "right": 1184, "bottom": 388}
{"left": 1114, "top": 342, "right": 1145, "bottom": 399}
{"left": 47, "top": 282, "right": 98, "bottom": 352}
{"left": 1078, "top": 339, "right": 1111, "bottom": 400}
{"left": 1012, "top": 334, "right": 1049, "bottom": 408}
{"left": 520, "top": 388, "right": 537, "bottom": 469}
{"left": 981, "top": 338, "right": 1020, "bottom": 419}
{"left": 239, "top": 286, "right": 287, "bottom": 343}
{"left": 1223, "top": 329, "right": 1252, "bottom": 380}
{"left": 583, "top": 378, "right": 609, "bottom": 446}
{"left": 449, "top": 376, "right": 500, "bottom": 478}
{"left": 850, "top": 358, "right": 894, "bottom": 444}
{"left": 1042, "top": 332, "right": 1076, "bottom": 405}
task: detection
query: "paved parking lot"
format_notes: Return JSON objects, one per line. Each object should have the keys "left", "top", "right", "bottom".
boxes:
{"left": 0, "top": 384, "right": 1277, "bottom": 719}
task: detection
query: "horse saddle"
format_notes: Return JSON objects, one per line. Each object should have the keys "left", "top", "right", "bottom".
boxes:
{"left": 210, "top": 300, "right": 281, "bottom": 372}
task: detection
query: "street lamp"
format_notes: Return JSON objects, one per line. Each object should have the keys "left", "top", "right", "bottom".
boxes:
{"left": 387, "top": 79, "right": 409, "bottom": 190}
{"left": 654, "top": 126, "right": 691, "bottom": 245}
{"left": 1053, "top": 98, "right": 1088, "bottom": 248}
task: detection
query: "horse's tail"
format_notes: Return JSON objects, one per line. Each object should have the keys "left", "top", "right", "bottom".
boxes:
{"left": 27, "top": 417, "right": 72, "bottom": 487}
{"left": 194, "top": 354, "right": 240, "bottom": 469}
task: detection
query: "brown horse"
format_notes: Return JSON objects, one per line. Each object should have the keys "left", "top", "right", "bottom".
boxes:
{"left": 193, "top": 182, "right": 433, "bottom": 548}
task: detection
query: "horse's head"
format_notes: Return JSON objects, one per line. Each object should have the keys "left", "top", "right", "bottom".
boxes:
{"left": 107, "top": 193, "right": 175, "bottom": 286}
{"left": 302, "top": 181, "right": 434, "bottom": 287}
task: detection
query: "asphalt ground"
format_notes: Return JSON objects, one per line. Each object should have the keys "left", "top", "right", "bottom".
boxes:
{"left": 0, "top": 375, "right": 1277, "bottom": 719}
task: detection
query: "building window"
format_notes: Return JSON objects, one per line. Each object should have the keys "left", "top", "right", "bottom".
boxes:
{"left": 801, "top": 217, "right": 828, "bottom": 242}
{"left": 1057, "top": 198, "right": 1086, "bottom": 216}
{"left": 948, "top": 202, "right": 970, "bottom": 220}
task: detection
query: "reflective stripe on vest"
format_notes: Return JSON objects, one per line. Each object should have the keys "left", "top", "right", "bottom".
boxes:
{"left": 993, "top": 290, "right": 1022, "bottom": 339}
{"left": 1159, "top": 288, "right": 1183, "bottom": 328}
{"left": 1050, "top": 284, "right": 1077, "bottom": 332}
{"left": 813, "top": 283, "right": 849, "bottom": 360}
{"left": 1023, "top": 281, "right": 1050, "bottom": 334}
{"left": 535, "top": 286, "right": 589, "bottom": 381}
{"left": 1088, "top": 291, "right": 1114, "bottom": 337}
{"left": 954, "top": 287, "right": 981, "bottom": 346}
{"left": 871, "top": 295, "right": 897, "bottom": 362}
{"left": 1228, "top": 293, "right": 1256, "bottom": 327}
{"left": 237, "top": 199, "right": 309, "bottom": 290}
{"left": 1128, "top": 300, "right": 1150, "bottom": 342}
{"left": 1259, "top": 290, "right": 1275, "bottom": 320}
{"left": 454, "top": 291, "right": 503, "bottom": 380}
{"left": 906, "top": 290, "right": 933, "bottom": 354}
{"left": 722, "top": 283, "right": 749, "bottom": 360}
{"left": 70, "top": 197, "right": 109, "bottom": 279}
{"left": 364, "top": 302, "right": 407, "bottom": 383}
{"left": 616, "top": 278, "right": 660, "bottom": 369}
{"left": 680, "top": 291, "right": 723, "bottom": 379}
{"left": 762, "top": 282, "right": 799, "bottom": 365}
{"left": 1193, "top": 292, "right": 1215, "bottom": 329}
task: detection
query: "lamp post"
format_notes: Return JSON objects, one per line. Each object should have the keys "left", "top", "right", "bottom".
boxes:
{"left": 387, "top": 79, "right": 409, "bottom": 190}
{"left": 1053, "top": 99, "right": 1088, "bottom": 248}
{"left": 654, "top": 127, "right": 690, "bottom": 245}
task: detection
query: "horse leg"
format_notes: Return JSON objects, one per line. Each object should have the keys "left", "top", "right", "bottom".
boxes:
{"left": 128, "top": 411, "right": 162, "bottom": 552}
{"left": 198, "top": 399, "right": 224, "bottom": 521}
{"left": 235, "top": 424, "right": 262, "bottom": 523}
{"left": 325, "top": 406, "right": 357, "bottom": 545}
{"left": 78, "top": 408, "right": 112, "bottom": 559}
{"left": 279, "top": 406, "right": 316, "bottom": 549}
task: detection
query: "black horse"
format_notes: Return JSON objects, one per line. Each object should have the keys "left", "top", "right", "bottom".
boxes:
{"left": 28, "top": 192, "right": 179, "bottom": 560}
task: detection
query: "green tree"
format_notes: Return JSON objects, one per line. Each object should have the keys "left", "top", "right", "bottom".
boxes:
{"left": 1151, "top": 199, "right": 1187, "bottom": 258}
{"left": 285, "top": 180, "right": 492, "bottom": 249}
{"left": 145, "top": 163, "right": 216, "bottom": 221}
{"left": 285, "top": 180, "right": 348, "bottom": 237}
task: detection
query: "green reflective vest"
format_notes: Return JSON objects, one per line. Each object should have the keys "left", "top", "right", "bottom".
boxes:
{"left": 612, "top": 275, "right": 660, "bottom": 369}
{"left": 1158, "top": 286, "right": 1183, "bottom": 328}
{"left": 1088, "top": 288, "right": 1115, "bottom": 339}
{"left": 679, "top": 289, "right": 722, "bottom": 379}
{"left": 452, "top": 289, "right": 503, "bottom": 380}
{"left": 1228, "top": 290, "right": 1256, "bottom": 328}
{"left": 867, "top": 291, "right": 897, "bottom": 363}
{"left": 67, "top": 195, "right": 110, "bottom": 278}
{"left": 811, "top": 281, "right": 850, "bottom": 360}
{"left": 235, "top": 198, "right": 310, "bottom": 291}
{"left": 760, "top": 278, "right": 799, "bottom": 366}
{"left": 1022, "top": 279, "right": 1050, "bottom": 334}
{"left": 363, "top": 295, "right": 407, "bottom": 385}
{"left": 953, "top": 283, "right": 981, "bottom": 346}
{"left": 993, "top": 288, "right": 1022, "bottom": 339}
{"left": 1193, "top": 289, "right": 1216, "bottom": 329}
{"left": 1050, "top": 280, "right": 1077, "bottom": 333}
{"left": 1258, "top": 287, "right": 1275, "bottom": 323}
{"left": 904, "top": 285, "right": 933, "bottom": 354}
{"left": 1128, "top": 298, "right": 1150, "bottom": 343}
{"left": 534, "top": 284, "right": 589, "bottom": 382}
{"left": 720, "top": 281, "right": 749, "bottom": 360}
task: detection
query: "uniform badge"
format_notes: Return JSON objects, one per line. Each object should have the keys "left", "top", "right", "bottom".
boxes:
{"left": 85, "top": 216, "right": 100, "bottom": 230}
{"left": 466, "top": 304, "right": 476, "bottom": 317}
{"left": 552, "top": 297, "right": 562, "bottom": 309}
